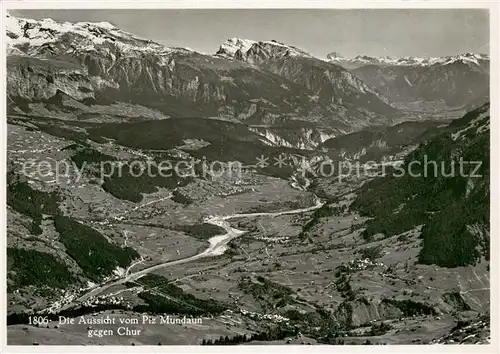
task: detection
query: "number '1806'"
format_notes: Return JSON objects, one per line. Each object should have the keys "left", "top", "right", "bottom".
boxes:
{"left": 28, "top": 316, "right": 49, "bottom": 325}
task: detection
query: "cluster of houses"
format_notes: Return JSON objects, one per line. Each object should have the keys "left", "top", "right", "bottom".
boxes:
{"left": 346, "top": 258, "right": 384, "bottom": 272}
{"left": 239, "top": 308, "right": 290, "bottom": 323}
{"left": 81, "top": 295, "right": 133, "bottom": 309}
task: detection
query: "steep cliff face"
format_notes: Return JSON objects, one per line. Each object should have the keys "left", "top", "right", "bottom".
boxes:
{"left": 6, "top": 16, "right": 397, "bottom": 131}
{"left": 7, "top": 56, "right": 94, "bottom": 102}
{"left": 249, "top": 125, "right": 337, "bottom": 150}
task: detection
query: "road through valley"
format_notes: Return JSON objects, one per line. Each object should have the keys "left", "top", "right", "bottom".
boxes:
{"left": 73, "top": 197, "right": 325, "bottom": 305}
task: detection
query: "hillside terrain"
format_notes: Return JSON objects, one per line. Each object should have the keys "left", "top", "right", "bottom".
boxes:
{"left": 328, "top": 52, "right": 489, "bottom": 112}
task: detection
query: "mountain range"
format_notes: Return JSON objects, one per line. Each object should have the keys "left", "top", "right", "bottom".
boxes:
{"left": 6, "top": 16, "right": 398, "bottom": 135}
{"left": 327, "top": 52, "right": 489, "bottom": 109}
{"left": 7, "top": 15, "right": 490, "bottom": 142}
{"left": 326, "top": 52, "right": 489, "bottom": 68}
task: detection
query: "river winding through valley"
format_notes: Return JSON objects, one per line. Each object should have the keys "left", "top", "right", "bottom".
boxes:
{"left": 73, "top": 196, "right": 324, "bottom": 305}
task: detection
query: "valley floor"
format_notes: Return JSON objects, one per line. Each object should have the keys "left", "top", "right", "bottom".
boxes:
{"left": 6, "top": 116, "right": 490, "bottom": 346}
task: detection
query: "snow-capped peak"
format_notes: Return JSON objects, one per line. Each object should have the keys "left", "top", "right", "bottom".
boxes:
{"left": 217, "top": 37, "right": 257, "bottom": 58}
{"left": 5, "top": 15, "right": 193, "bottom": 57}
{"left": 216, "top": 37, "right": 311, "bottom": 62}
{"left": 441, "top": 52, "right": 489, "bottom": 66}
{"left": 326, "top": 52, "right": 344, "bottom": 60}
{"left": 327, "top": 51, "right": 489, "bottom": 68}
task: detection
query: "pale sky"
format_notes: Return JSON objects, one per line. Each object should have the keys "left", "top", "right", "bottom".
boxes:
{"left": 9, "top": 9, "right": 489, "bottom": 58}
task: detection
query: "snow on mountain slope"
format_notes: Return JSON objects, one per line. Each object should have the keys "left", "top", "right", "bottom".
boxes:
{"left": 216, "top": 38, "right": 257, "bottom": 59}
{"left": 326, "top": 50, "right": 490, "bottom": 109}
{"left": 6, "top": 15, "right": 191, "bottom": 58}
{"left": 6, "top": 15, "right": 334, "bottom": 125}
{"left": 327, "top": 52, "right": 490, "bottom": 68}
{"left": 216, "top": 37, "right": 312, "bottom": 62}
{"left": 6, "top": 15, "right": 401, "bottom": 130}
{"left": 351, "top": 59, "right": 489, "bottom": 109}
{"left": 215, "top": 37, "right": 400, "bottom": 126}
